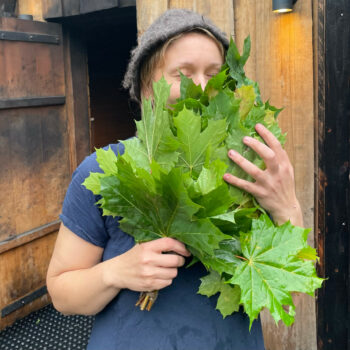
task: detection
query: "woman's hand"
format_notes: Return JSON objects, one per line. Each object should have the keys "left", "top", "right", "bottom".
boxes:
{"left": 223, "top": 123, "right": 303, "bottom": 226}
{"left": 104, "top": 237, "right": 191, "bottom": 292}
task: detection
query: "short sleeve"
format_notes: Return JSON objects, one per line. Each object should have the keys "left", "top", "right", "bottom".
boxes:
{"left": 60, "top": 143, "right": 123, "bottom": 248}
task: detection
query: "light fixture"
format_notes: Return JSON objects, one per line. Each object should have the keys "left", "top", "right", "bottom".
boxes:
{"left": 273, "top": 0, "right": 298, "bottom": 13}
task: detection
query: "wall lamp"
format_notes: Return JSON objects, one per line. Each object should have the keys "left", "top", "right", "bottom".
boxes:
{"left": 273, "top": 0, "right": 298, "bottom": 13}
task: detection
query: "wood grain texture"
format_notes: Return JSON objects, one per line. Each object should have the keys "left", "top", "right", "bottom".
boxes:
{"left": 233, "top": 1, "right": 316, "bottom": 349}
{"left": 316, "top": 0, "right": 350, "bottom": 348}
{"left": 0, "top": 18, "right": 70, "bottom": 328}
{"left": 0, "top": 18, "right": 69, "bottom": 241}
{"left": 136, "top": 0, "right": 168, "bottom": 38}
{"left": 136, "top": 0, "right": 234, "bottom": 39}
{"left": 41, "top": 0, "right": 63, "bottom": 19}
{"left": 0, "top": 220, "right": 60, "bottom": 254}
{"left": 62, "top": 27, "right": 90, "bottom": 172}
{"left": 17, "top": 0, "right": 44, "bottom": 21}
{"left": 0, "top": 232, "right": 57, "bottom": 330}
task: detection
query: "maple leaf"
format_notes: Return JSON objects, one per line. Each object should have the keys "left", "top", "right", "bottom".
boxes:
{"left": 122, "top": 77, "right": 179, "bottom": 172}
{"left": 198, "top": 270, "right": 240, "bottom": 318}
{"left": 173, "top": 107, "right": 227, "bottom": 176}
{"left": 83, "top": 36, "right": 323, "bottom": 324}
{"left": 228, "top": 214, "right": 324, "bottom": 328}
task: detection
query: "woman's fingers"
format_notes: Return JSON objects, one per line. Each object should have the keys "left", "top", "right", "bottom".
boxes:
{"left": 223, "top": 172, "right": 257, "bottom": 195}
{"left": 242, "top": 136, "right": 279, "bottom": 173}
{"left": 147, "top": 237, "right": 191, "bottom": 257}
{"left": 227, "top": 149, "right": 264, "bottom": 181}
{"left": 255, "top": 123, "right": 285, "bottom": 158}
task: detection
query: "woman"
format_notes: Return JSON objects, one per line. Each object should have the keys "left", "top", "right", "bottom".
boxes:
{"left": 47, "top": 9, "right": 303, "bottom": 350}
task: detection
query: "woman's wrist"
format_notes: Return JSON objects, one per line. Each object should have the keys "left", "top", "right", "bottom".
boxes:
{"left": 270, "top": 200, "right": 304, "bottom": 227}
{"left": 101, "top": 257, "right": 124, "bottom": 292}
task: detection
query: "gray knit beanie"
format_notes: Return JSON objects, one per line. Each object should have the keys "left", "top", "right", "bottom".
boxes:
{"left": 122, "top": 9, "right": 229, "bottom": 102}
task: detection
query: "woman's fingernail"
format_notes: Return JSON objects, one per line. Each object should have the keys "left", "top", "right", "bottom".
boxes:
{"left": 243, "top": 136, "right": 251, "bottom": 143}
{"left": 223, "top": 173, "right": 231, "bottom": 181}
{"left": 229, "top": 150, "right": 237, "bottom": 157}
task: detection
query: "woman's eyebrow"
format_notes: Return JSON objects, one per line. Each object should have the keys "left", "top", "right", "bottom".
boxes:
{"left": 171, "top": 62, "right": 222, "bottom": 71}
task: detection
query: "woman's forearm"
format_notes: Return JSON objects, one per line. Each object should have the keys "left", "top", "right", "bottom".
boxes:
{"left": 47, "top": 259, "right": 120, "bottom": 316}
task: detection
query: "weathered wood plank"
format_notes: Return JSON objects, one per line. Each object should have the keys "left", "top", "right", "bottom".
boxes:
{"left": 0, "top": 96, "right": 65, "bottom": 109}
{"left": 42, "top": 0, "right": 63, "bottom": 20}
{"left": 0, "top": 220, "right": 60, "bottom": 254}
{"left": 1, "top": 286, "right": 48, "bottom": 317}
{"left": 0, "top": 17, "right": 70, "bottom": 329}
{"left": 316, "top": 0, "right": 350, "bottom": 348}
{"left": 136, "top": 0, "right": 234, "bottom": 40}
{"left": 136, "top": 0, "right": 168, "bottom": 38}
{"left": 42, "top": 0, "right": 135, "bottom": 19}
{"left": 62, "top": 27, "right": 90, "bottom": 171}
{"left": 0, "top": 0, "right": 16, "bottom": 16}
{"left": 0, "top": 106, "right": 71, "bottom": 243}
{"left": 0, "top": 30, "right": 60, "bottom": 44}
{"left": 233, "top": 1, "right": 316, "bottom": 349}
{"left": 16, "top": 0, "right": 44, "bottom": 21}
{"left": 0, "top": 18, "right": 64, "bottom": 100}
{"left": 0, "top": 232, "right": 57, "bottom": 330}
{"left": 80, "top": 0, "right": 119, "bottom": 15}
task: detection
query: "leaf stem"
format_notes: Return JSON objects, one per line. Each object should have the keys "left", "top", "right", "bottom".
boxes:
{"left": 234, "top": 255, "right": 248, "bottom": 261}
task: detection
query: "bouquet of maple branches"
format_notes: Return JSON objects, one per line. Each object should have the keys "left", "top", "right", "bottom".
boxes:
{"left": 84, "top": 36, "right": 323, "bottom": 328}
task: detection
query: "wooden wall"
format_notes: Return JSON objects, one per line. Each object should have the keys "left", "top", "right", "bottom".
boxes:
{"left": 136, "top": 1, "right": 316, "bottom": 350}
{"left": 232, "top": 1, "right": 316, "bottom": 349}
{"left": 0, "top": 17, "right": 70, "bottom": 329}
{"left": 16, "top": 0, "right": 44, "bottom": 21}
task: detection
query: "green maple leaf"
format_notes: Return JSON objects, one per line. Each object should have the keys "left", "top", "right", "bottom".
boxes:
{"left": 98, "top": 158, "right": 230, "bottom": 256}
{"left": 82, "top": 147, "right": 118, "bottom": 195}
{"left": 124, "top": 77, "right": 179, "bottom": 172}
{"left": 198, "top": 270, "right": 240, "bottom": 318}
{"left": 189, "top": 159, "right": 233, "bottom": 218}
{"left": 83, "top": 36, "right": 324, "bottom": 328}
{"left": 228, "top": 214, "right": 324, "bottom": 328}
{"left": 179, "top": 72, "right": 204, "bottom": 100}
{"left": 174, "top": 107, "right": 227, "bottom": 176}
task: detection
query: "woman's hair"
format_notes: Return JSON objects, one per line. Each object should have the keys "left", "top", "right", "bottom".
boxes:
{"left": 139, "top": 28, "right": 225, "bottom": 100}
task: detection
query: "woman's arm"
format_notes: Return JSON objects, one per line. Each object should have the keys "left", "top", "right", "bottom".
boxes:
{"left": 47, "top": 224, "right": 190, "bottom": 316}
{"left": 224, "top": 123, "right": 304, "bottom": 227}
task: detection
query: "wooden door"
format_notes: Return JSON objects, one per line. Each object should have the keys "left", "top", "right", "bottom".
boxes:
{"left": 0, "top": 17, "right": 70, "bottom": 329}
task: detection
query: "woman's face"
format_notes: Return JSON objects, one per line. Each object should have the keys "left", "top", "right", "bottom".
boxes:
{"left": 152, "top": 32, "right": 224, "bottom": 105}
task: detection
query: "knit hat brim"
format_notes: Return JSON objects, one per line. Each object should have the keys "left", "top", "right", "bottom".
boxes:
{"left": 122, "top": 9, "right": 229, "bottom": 102}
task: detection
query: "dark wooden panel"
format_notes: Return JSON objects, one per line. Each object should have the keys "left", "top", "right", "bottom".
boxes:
{"left": 0, "top": 30, "right": 60, "bottom": 44}
{"left": 0, "top": 96, "right": 65, "bottom": 109}
{"left": 62, "top": 27, "right": 90, "bottom": 171}
{"left": 316, "top": 0, "right": 350, "bottom": 349}
{"left": 43, "top": 0, "right": 135, "bottom": 19}
{"left": 1, "top": 286, "right": 47, "bottom": 317}
{"left": 80, "top": 0, "right": 119, "bottom": 14}
{"left": 0, "top": 106, "right": 71, "bottom": 243}
{"left": 0, "top": 17, "right": 71, "bottom": 330}
{"left": 0, "top": 232, "right": 57, "bottom": 330}
{"left": 42, "top": 0, "right": 63, "bottom": 19}
{"left": 0, "top": 220, "right": 60, "bottom": 254}
{"left": 0, "top": 19, "right": 65, "bottom": 100}
{"left": 0, "top": 16, "right": 62, "bottom": 36}
{"left": 0, "top": 0, "right": 16, "bottom": 16}
{"left": 62, "top": 0, "right": 80, "bottom": 16}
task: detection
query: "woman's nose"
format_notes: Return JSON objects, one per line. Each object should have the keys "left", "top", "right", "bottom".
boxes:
{"left": 193, "top": 74, "right": 209, "bottom": 91}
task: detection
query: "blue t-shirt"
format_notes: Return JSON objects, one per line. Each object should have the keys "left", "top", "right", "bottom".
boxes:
{"left": 60, "top": 143, "right": 265, "bottom": 350}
